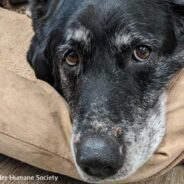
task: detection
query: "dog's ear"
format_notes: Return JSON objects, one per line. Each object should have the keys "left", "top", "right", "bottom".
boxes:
{"left": 171, "top": 0, "right": 184, "bottom": 37}
{"left": 27, "top": 36, "right": 54, "bottom": 85}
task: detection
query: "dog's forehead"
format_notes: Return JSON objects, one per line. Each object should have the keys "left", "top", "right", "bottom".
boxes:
{"left": 64, "top": 0, "right": 172, "bottom": 47}
{"left": 79, "top": 1, "right": 167, "bottom": 29}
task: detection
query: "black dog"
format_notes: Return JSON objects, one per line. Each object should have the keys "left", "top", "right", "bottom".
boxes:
{"left": 27, "top": 0, "right": 184, "bottom": 183}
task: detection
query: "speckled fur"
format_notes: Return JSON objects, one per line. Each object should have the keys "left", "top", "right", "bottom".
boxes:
{"left": 28, "top": 0, "right": 184, "bottom": 183}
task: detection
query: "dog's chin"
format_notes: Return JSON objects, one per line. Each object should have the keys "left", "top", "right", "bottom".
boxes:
{"left": 71, "top": 93, "right": 167, "bottom": 183}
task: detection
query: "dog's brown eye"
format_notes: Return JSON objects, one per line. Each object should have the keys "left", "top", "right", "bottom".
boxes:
{"left": 65, "top": 50, "right": 79, "bottom": 66}
{"left": 133, "top": 46, "right": 151, "bottom": 62}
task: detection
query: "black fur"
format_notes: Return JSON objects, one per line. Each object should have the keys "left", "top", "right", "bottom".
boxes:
{"left": 27, "top": 0, "right": 184, "bottom": 182}
{"left": 9, "top": 0, "right": 27, "bottom": 5}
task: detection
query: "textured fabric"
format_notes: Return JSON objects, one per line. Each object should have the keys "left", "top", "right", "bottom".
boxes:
{"left": 0, "top": 68, "right": 78, "bottom": 179}
{"left": 0, "top": 8, "right": 183, "bottom": 184}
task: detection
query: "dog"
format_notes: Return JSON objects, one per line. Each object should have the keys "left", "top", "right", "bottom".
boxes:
{"left": 27, "top": 0, "right": 184, "bottom": 183}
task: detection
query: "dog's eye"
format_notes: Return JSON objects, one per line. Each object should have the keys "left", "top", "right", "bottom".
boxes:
{"left": 133, "top": 46, "right": 151, "bottom": 62}
{"left": 64, "top": 50, "right": 79, "bottom": 66}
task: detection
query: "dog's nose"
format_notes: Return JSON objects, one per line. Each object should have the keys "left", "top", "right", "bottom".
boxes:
{"left": 76, "top": 136, "right": 123, "bottom": 178}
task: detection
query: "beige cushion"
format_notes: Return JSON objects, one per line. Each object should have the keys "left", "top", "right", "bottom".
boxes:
{"left": 0, "top": 8, "right": 183, "bottom": 184}
{"left": 0, "top": 68, "right": 78, "bottom": 179}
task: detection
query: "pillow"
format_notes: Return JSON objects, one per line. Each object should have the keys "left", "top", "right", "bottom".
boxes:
{"left": 0, "top": 68, "right": 79, "bottom": 179}
{"left": 0, "top": 7, "right": 183, "bottom": 184}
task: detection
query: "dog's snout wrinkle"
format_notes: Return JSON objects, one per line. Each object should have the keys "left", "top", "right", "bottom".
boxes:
{"left": 76, "top": 136, "right": 123, "bottom": 178}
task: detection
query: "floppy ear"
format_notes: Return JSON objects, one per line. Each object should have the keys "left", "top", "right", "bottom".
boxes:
{"left": 171, "top": 0, "right": 184, "bottom": 37}
{"left": 28, "top": 1, "right": 54, "bottom": 84}
{"left": 27, "top": 36, "right": 54, "bottom": 85}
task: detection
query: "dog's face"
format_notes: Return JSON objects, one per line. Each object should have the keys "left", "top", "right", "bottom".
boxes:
{"left": 28, "top": 0, "right": 184, "bottom": 183}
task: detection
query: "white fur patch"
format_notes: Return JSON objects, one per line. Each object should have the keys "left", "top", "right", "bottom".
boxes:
{"left": 66, "top": 26, "right": 91, "bottom": 44}
{"left": 111, "top": 93, "right": 166, "bottom": 182}
{"left": 114, "top": 31, "right": 158, "bottom": 49}
{"left": 115, "top": 34, "right": 132, "bottom": 46}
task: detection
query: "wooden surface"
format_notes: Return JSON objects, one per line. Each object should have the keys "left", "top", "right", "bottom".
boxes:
{"left": 0, "top": 154, "right": 183, "bottom": 184}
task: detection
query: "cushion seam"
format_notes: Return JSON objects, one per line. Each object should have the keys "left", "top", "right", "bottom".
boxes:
{"left": 0, "top": 131, "right": 72, "bottom": 163}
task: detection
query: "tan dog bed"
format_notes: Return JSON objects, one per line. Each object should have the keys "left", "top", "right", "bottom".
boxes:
{"left": 0, "top": 8, "right": 183, "bottom": 184}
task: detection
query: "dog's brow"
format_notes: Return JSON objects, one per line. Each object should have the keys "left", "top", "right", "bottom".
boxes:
{"left": 66, "top": 27, "right": 91, "bottom": 44}
{"left": 115, "top": 34, "right": 132, "bottom": 46}
{"left": 114, "top": 32, "right": 158, "bottom": 48}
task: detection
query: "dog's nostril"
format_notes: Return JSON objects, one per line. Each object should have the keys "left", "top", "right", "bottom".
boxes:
{"left": 76, "top": 136, "right": 123, "bottom": 178}
{"left": 102, "top": 166, "right": 116, "bottom": 175}
{"left": 83, "top": 167, "right": 91, "bottom": 174}
{"left": 82, "top": 165, "right": 116, "bottom": 178}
